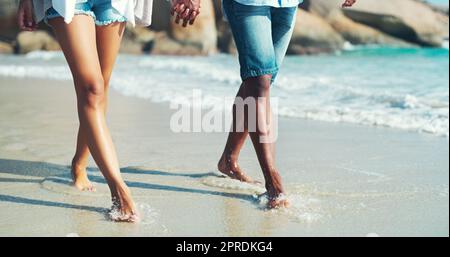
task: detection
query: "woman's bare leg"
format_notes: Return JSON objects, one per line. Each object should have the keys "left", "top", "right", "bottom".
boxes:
{"left": 71, "top": 131, "right": 92, "bottom": 190}
{"left": 49, "top": 16, "right": 138, "bottom": 222}
{"left": 70, "top": 23, "right": 125, "bottom": 191}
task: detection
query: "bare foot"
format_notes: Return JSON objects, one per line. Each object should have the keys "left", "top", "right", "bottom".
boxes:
{"left": 109, "top": 185, "right": 140, "bottom": 223}
{"left": 267, "top": 194, "right": 290, "bottom": 209}
{"left": 218, "top": 154, "right": 257, "bottom": 183}
{"left": 71, "top": 160, "right": 95, "bottom": 191}
{"left": 265, "top": 170, "right": 290, "bottom": 209}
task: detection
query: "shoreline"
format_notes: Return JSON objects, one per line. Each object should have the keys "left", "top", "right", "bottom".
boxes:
{"left": 1, "top": 49, "right": 449, "bottom": 139}
{"left": 0, "top": 77, "right": 448, "bottom": 236}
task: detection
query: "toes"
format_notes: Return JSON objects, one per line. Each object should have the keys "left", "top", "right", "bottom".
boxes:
{"left": 219, "top": 167, "right": 257, "bottom": 184}
{"left": 263, "top": 193, "right": 290, "bottom": 209}
{"left": 128, "top": 214, "right": 140, "bottom": 223}
{"left": 110, "top": 213, "right": 140, "bottom": 223}
{"left": 108, "top": 205, "right": 140, "bottom": 223}
{"left": 250, "top": 180, "right": 263, "bottom": 186}
{"left": 76, "top": 182, "right": 95, "bottom": 192}
{"left": 87, "top": 183, "right": 96, "bottom": 192}
{"left": 268, "top": 199, "right": 290, "bottom": 209}
{"left": 236, "top": 173, "right": 254, "bottom": 183}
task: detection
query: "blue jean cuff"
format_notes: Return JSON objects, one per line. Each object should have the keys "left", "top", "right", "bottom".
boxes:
{"left": 241, "top": 67, "right": 279, "bottom": 82}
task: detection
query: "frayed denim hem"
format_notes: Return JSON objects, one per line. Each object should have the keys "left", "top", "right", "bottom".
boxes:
{"left": 95, "top": 16, "right": 127, "bottom": 26}
{"left": 45, "top": 10, "right": 126, "bottom": 26}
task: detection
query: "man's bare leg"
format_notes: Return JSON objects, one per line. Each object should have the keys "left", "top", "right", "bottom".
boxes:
{"left": 218, "top": 83, "right": 254, "bottom": 183}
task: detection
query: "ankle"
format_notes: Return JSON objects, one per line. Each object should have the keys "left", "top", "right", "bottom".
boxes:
{"left": 264, "top": 169, "right": 285, "bottom": 196}
{"left": 221, "top": 151, "right": 239, "bottom": 164}
{"left": 114, "top": 182, "right": 131, "bottom": 196}
{"left": 71, "top": 157, "right": 87, "bottom": 169}
{"left": 265, "top": 185, "right": 285, "bottom": 198}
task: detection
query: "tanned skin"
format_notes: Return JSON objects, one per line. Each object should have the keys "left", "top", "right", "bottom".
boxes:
{"left": 17, "top": 0, "right": 202, "bottom": 222}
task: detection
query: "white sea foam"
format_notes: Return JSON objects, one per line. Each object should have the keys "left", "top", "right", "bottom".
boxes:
{"left": 136, "top": 203, "right": 161, "bottom": 226}
{"left": 0, "top": 65, "right": 71, "bottom": 80}
{"left": 0, "top": 50, "right": 448, "bottom": 137}
{"left": 258, "top": 193, "right": 323, "bottom": 223}
{"left": 25, "top": 51, "right": 64, "bottom": 60}
{"left": 442, "top": 40, "right": 449, "bottom": 50}
{"left": 201, "top": 175, "right": 266, "bottom": 195}
{"left": 343, "top": 41, "right": 356, "bottom": 51}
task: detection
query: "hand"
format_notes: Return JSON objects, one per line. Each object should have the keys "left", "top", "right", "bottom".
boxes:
{"left": 171, "top": 0, "right": 201, "bottom": 28}
{"left": 18, "top": 0, "right": 38, "bottom": 31}
{"left": 342, "top": 0, "right": 357, "bottom": 8}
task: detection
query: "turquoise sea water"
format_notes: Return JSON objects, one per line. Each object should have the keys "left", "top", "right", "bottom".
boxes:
{"left": 427, "top": 0, "right": 448, "bottom": 5}
{"left": 278, "top": 46, "right": 449, "bottom": 137}
{"left": 0, "top": 46, "right": 448, "bottom": 137}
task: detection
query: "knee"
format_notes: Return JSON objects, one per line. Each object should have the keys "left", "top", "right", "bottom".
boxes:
{"left": 79, "top": 77, "right": 105, "bottom": 109}
{"left": 103, "top": 75, "right": 111, "bottom": 90}
{"left": 246, "top": 75, "right": 272, "bottom": 93}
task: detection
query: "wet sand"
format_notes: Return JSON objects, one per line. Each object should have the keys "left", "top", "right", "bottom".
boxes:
{"left": 0, "top": 77, "right": 448, "bottom": 236}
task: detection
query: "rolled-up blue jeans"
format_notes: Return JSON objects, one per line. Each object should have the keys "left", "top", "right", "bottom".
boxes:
{"left": 223, "top": 0, "right": 298, "bottom": 83}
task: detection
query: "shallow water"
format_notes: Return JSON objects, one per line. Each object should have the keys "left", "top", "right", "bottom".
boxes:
{"left": 0, "top": 58, "right": 448, "bottom": 236}
{"left": 0, "top": 47, "right": 448, "bottom": 137}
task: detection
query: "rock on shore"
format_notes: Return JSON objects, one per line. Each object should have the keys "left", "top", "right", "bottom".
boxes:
{"left": 305, "top": 0, "right": 449, "bottom": 47}
{"left": 0, "top": 0, "right": 448, "bottom": 55}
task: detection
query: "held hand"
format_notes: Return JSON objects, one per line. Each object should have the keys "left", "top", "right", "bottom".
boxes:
{"left": 18, "top": 0, "right": 38, "bottom": 31}
{"left": 342, "top": 0, "right": 357, "bottom": 8}
{"left": 171, "top": 0, "right": 201, "bottom": 28}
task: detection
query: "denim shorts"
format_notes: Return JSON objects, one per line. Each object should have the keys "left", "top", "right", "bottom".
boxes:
{"left": 45, "top": 0, "right": 127, "bottom": 26}
{"left": 223, "top": 0, "right": 298, "bottom": 83}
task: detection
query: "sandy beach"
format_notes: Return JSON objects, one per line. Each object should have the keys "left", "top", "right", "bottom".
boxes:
{"left": 0, "top": 76, "right": 448, "bottom": 237}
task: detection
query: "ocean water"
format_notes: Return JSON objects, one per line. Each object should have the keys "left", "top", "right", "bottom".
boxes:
{"left": 426, "top": 0, "right": 449, "bottom": 5}
{"left": 0, "top": 46, "right": 448, "bottom": 137}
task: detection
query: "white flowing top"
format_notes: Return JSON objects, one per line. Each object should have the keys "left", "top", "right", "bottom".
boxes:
{"left": 33, "top": 0, "right": 153, "bottom": 26}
